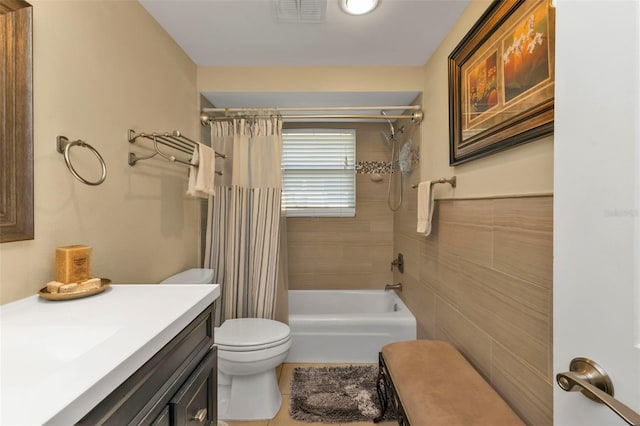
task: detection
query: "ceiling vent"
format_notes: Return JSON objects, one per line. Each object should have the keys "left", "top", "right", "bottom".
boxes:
{"left": 273, "top": 0, "right": 326, "bottom": 23}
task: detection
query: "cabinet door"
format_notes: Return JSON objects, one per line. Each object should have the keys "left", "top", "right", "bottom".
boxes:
{"left": 170, "top": 348, "right": 217, "bottom": 426}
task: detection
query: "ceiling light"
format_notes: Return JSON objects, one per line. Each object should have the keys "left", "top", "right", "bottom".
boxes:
{"left": 340, "top": 0, "right": 379, "bottom": 15}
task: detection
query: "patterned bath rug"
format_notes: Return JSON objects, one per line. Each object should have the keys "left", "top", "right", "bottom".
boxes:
{"left": 289, "top": 364, "right": 394, "bottom": 423}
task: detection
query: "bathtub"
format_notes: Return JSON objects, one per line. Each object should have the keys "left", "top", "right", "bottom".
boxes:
{"left": 286, "top": 290, "right": 417, "bottom": 363}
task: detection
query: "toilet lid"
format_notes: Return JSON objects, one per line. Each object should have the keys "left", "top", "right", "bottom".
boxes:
{"left": 215, "top": 318, "right": 291, "bottom": 350}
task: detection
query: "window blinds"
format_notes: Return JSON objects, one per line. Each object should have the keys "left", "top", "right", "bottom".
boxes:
{"left": 282, "top": 129, "right": 356, "bottom": 217}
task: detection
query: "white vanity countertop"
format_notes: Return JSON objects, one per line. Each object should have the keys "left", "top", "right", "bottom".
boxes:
{"left": 0, "top": 283, "right": 220, "bottom": 426}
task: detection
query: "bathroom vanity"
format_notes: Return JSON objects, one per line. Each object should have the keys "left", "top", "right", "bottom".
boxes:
{"left": 0, "top": 284, "right": 220, "bottom": 425}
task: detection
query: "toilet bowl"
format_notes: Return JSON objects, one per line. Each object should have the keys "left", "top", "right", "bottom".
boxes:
{"left": 216, "top": 318, "right": 291, "bottom": 420}
{"left": 160, "top": 269, "right": 291, "bottom": 421}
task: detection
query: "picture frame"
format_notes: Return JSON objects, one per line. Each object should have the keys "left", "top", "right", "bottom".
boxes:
{"left": 0, "top": 1, "right": 34, "bottom": 243}
{"left": 448, "top": 0, "right": 555, "bottom": 165}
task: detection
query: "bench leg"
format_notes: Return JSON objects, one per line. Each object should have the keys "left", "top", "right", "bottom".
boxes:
{"left": 374, "top": 352, "right": 411, "bottom": 426}
{"left": 374, "top": 353, "right": 389, "bottom": 423}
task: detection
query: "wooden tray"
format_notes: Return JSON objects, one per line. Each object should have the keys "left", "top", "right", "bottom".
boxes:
{"left": 39, "top": 278, "right": 111, "bottom": 301}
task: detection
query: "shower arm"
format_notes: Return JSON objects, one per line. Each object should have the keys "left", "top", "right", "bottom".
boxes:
{"left": 381, "top": 111, "right": 395, "bottom": 138}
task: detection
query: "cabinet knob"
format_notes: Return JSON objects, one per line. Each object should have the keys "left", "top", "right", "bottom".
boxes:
{"left": 191, "top": 408, "right": 207, "bottom": 423}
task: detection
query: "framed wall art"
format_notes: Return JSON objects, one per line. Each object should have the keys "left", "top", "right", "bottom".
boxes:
{"left": 448, "top": 0, "right": 555, "bottom": 165}
{"left": 1, "top": 1, "right": 34, "bottom": 243}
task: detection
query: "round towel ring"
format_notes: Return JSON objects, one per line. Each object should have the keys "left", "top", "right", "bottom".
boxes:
{"left": 56, "top": 136, "right": 107, "bottom": 186}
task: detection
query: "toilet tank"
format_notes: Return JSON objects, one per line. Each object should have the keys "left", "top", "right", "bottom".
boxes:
{"left": 160, "top": 268, "right": 214, "bottom": 284}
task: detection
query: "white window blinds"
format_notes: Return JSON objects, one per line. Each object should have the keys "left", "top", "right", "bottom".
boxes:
{"left": 282, "top": 129, "right": 356, "bottom": 217}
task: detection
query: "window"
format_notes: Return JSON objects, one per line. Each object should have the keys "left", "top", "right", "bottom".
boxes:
{"left": 282, "top": 129, "right": 356, "bottom": 217}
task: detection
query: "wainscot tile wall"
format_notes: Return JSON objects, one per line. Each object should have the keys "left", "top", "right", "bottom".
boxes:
{"left": 394, "top": 185, "right": 553, "bottom": 425}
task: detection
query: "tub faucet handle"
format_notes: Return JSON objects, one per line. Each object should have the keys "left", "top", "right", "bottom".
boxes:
{"left": 390, "top": 253, "right": 404, "bottom": 273}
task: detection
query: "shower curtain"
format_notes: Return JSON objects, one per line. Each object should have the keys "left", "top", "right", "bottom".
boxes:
{"left": 204, "top": 117, "right": 285, "bottom": 325}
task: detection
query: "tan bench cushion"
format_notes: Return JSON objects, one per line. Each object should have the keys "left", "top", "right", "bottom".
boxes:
{"left": 382, "top": 340, "right": 524, "bottom": 426}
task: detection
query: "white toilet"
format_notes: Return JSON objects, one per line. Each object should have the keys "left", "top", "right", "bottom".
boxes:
{"left": 161, "top": 268, "right": 291, "bottom": 421}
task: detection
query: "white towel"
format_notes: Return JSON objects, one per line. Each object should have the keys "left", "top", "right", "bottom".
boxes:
{"left": 416, "top": 181, "right": 435, "bottom": 236}
{"left": 187, "top": 143, "right": 216, "bottom": 198}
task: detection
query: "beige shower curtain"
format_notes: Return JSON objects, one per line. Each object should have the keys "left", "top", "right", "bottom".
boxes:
{"left": 204, "top": 117, "right": 287, "bottom": 324}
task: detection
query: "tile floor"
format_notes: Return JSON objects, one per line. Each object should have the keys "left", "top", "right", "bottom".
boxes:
{"left": 222, "top": 363, "right": 397, "bottom": 426}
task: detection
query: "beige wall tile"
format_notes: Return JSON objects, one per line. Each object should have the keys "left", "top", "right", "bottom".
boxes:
{"left": 397, "top": 196, "right": 552, "bottom": 423}
{"left": 393, "top": 234, "right": 422, "bottom": 281}
{"left": 439, "top": 221, "right": 494, "bottom": 268}
{"left": 435, "top": 298, "right": 493, "bottom": 377}
{"left": 425, "top": 253, "right": 460, "bottom": 310}
{"left": 454, "top": 259, "right": 551, "bottom": 376}
{"left": 288, "top": 273, "right": 391, "bottom": 290}
{"left": 494, "top": 227, "right": 553, "bottom": 289}
{"left": 492, "top": 343, "right": 553, "bottom": 426}
{"left": 357, "top": 175, "right": 390, "bottom": 201}
{"left": 393, "top": 197, "right": 420, "bottom": 238}
{"left": 288, "top": 249, "right": 390, "bottom": 275}
{"left": 416, "top": 216, "right": 439, "bottom": 302}
{"left": 493, "top": 196, "right": 553, "bottom": 233}
{"left": 398, "top": 276, "right": 436, "bottom": 339}
{"left": 439, "top": 199, "right": 494, "bottom": 226}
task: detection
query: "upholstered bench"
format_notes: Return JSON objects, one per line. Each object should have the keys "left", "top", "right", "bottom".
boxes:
{"left": 374, "top": 340, "right": 524, "bottom": 426}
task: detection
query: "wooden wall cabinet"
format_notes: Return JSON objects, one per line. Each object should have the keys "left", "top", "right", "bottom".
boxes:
{"left": 78, "top": 304, "right": 217, "bottom": 425}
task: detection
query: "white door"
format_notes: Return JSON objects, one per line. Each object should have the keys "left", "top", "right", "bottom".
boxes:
{"left": 554, "top": 0, "right": 640, "bottom": 425}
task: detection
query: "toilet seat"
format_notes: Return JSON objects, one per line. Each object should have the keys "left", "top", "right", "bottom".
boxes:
{"left": 216, "top": 336, "right": 291, "bottom": 352}
{"left": 216, "top": 318, "right": 291, "bottom": 352}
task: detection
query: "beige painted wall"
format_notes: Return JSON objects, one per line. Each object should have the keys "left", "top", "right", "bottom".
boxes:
{"left": 420, "top": 0, "right": 554, "bottom": 200}
{"left": 198, "top": 66, "right": 424, "bottom": 93}
{"left": 0, "top": 1, "right": 200, "bottom": 304}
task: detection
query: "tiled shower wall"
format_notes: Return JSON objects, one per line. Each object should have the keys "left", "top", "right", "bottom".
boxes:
{"left": 283, "top": 120, "right": 553, "bottom": 424}
{"left": 287, "top": 123, "right": 394, "bottom": 290}
{"left": 394, "top": 184, "right": 553, "bottom": 425}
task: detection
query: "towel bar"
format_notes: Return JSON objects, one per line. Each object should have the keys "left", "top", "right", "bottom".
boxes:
{"left": 411, "top": 176, "right": 456, "bottom": 189}
{"left": 127, "top": 129, "right": 223, "bottom": 175}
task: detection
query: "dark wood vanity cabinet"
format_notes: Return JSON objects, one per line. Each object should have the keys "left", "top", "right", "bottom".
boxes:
{"left": 169, "top": 348, "right": 216, "bottom": 425}
{"left": 78, "top": 304, "right": 217, "bottom": 426}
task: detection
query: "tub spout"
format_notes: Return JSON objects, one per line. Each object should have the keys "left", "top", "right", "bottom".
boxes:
{"left": 385, "top": 283, "right": 402, "bottom": 292}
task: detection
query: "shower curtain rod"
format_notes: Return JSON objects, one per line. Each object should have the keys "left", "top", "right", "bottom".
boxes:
{"left": 199, "top": 105, "right": 423, "bottom": 125}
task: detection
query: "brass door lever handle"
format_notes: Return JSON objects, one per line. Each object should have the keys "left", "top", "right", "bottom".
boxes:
{"left": 557, "top": 358, "right": 640, "bottom": 426}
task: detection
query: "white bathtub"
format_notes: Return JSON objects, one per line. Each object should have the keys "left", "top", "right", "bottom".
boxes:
{"left": 286, "top": 290, "right": 417, "bottom": 363}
